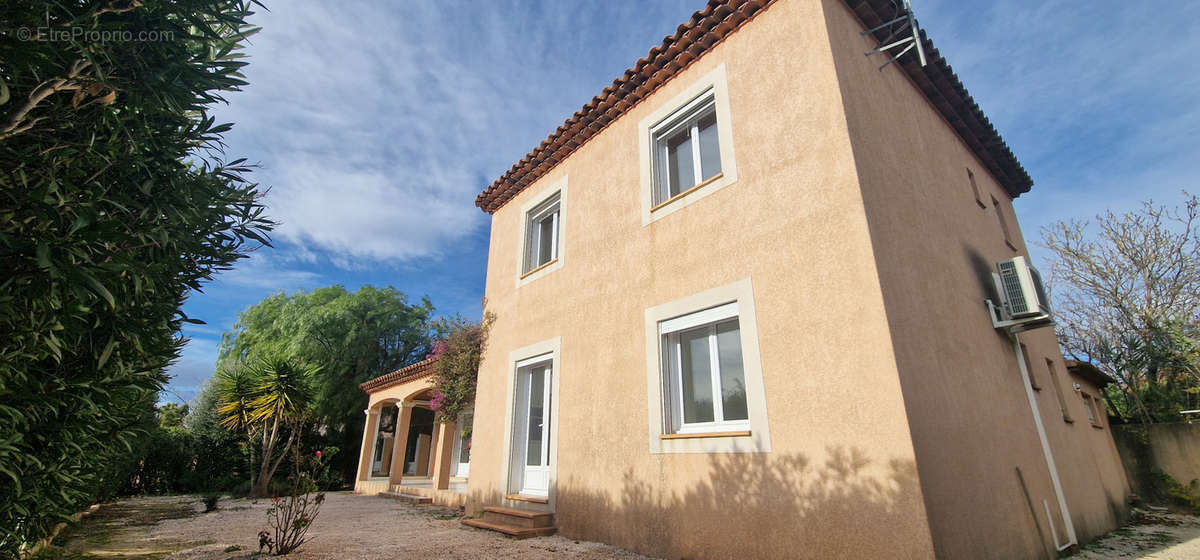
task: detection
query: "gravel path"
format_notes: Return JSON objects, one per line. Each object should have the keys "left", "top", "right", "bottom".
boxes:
{"left": 46, "top": 494, "right": 1200, "bottom": 559}
{"left": 47, "top": 492, "right": 653, "bottom": 559}
{"left": 1067, "top": 510, "right": 1200, "bottom": 560}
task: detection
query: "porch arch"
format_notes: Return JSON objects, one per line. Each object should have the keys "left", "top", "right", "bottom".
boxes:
{"left": 354, "top": 358, "right": 469, "bottom": 495}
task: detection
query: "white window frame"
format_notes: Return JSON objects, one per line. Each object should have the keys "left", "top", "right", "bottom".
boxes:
{"left": 652, "top": 94, "right": 721, "bottom": 206}
{"left": 659, "top": 302, "right": 750, "bottom": 434}
{"left": 523, "top": 195, "right": 560, "bottom": 273}
{"left": 638, "top": 64, "right": 738, "bottom": 226}
{"left": 499, "top": 337, "right": 561, "bottom": 509}
{"left": 644, "top": 278, "right": 770, "bottom": 454}
{"left": 514, "top": 177, "right": 568, "bottom": 288}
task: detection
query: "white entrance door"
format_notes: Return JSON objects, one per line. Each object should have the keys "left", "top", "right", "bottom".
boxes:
{"left": 453, "top": 412, "right": 472, "bottom": 478}
{"left": 512, "top": 361, "right": 552, "bottom": 496}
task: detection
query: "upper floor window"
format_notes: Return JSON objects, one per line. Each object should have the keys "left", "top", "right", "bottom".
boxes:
{"left": 991, "top": 194, "right": 1017, "bottom": 251}
{"left": 653, "top": 94, "right": 722, "bottom": 207}
{"left": 638, "top": 64, "right": 738, "bottom": 225}
{"left": 1020, "top": 343, "right": 1042, "bottom": 391}
{"left": 522, "top": 192, "right": 560, "bottom": 275}
{"left": 968, "top": 169, "right": 986, "bottom": 208}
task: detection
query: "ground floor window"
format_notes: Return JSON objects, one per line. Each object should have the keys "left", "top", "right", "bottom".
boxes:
{"left": 660, "top": 302, "right": 749, "bottom": 434}
{"left": 643, "top": 278, "right": 772, "bottom": 454}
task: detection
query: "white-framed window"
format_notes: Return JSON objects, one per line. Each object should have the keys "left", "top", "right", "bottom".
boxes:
{"left": 643, "top": 278, "right": 770, "bottom": 454}
{"left": 523, "top": 193, "right": 560, "bottom": 274}
{"left": 659, "top": 302, "right": 749, "bottom": 434}
{"left": 638, "top": 64, "right": 737, "bottom": 225}
{"left": 652, "top": 93, "right": 723, "bottom": 206}
{"left": 515, "top": 178, "right": 567, "bottom": 288}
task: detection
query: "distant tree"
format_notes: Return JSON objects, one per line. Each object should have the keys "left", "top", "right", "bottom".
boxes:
{"left": 217, "top": 286, "right": 443, "bottom": 480}
{"left": 0, "top": 0, "right": 272, "bottom": 552}
{"left": 183, "top": 382, "right": 245, "bottom": 490}
{"left": 158, "top": 403, "right": 190, "bottom": 430}
{"left": 1042, "top": 193, "right": 1200, "bottom": 423}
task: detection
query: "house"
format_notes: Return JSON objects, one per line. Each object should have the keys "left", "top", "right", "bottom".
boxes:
{"left": 356, "top": 0, "right": 1131, "bottom": 557}
{"left": 354, "top": 356, "right": 472, "bottom": 507}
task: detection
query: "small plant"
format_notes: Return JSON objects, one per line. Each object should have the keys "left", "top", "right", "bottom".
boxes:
{"left": 257, "top": 448, "right": 329, "bottom": 555}
{"left": 201, "top": 493, "right": 221, "bottom": 513}
{"left": 1164, "top": 475, "right": 1200, "bottom": 513}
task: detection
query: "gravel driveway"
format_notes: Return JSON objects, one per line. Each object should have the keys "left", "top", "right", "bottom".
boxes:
{"left": 43, "top": 492, "right": 652, "bottom": 559}
{"left": 43, "top": 493, "right": 1200, "bottom": 559}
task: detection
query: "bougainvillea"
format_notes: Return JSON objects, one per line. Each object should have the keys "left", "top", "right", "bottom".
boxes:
{"left": 429, "top": 312, "right": 495, "bottom": 423}
{"left": 428, "top": 392, "right": 445, "bottom": 411}
{"left": 427, "top": 340, "right": 449, "bottom": 360}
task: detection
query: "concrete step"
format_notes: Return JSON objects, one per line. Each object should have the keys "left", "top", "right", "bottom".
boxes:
{"left": 481, "top": 506, "right": 555, "bottom": 529}
{"left": 462, "top": 518, "right": 557, "bottom": 539}
{"left": 379, "top": 491, "right": 431, "bottom": 504}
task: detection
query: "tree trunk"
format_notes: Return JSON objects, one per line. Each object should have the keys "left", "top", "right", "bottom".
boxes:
{"left": 253, "top": 415, "right": 282, "bottom": 497}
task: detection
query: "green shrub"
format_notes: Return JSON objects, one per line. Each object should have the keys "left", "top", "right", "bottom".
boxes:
{"left": 0, "top": 1, "right": 272, "bottom": 553}
{"left": 202, "top": 494, "right": 221, "bottom": 513}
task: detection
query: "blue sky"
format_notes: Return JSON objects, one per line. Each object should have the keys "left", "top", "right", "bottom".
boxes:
{"left": 164, "top": 0, "right": 1200, "bottom": 404}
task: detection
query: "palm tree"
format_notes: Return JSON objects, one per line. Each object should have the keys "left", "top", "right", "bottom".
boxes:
{"left": 216, "top": 356, "right": 317, "bottom": 497}
{"left": 249, "top": 356, "right": 317, "bottom": 497}
{"left": 215, "top": 365, "right": 261, "bottom": 490}
{"left": 216, "top": 366, "right": 258, "bottom": 432}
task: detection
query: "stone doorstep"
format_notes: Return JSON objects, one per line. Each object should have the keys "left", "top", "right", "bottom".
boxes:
{"left": 378, "top": 491, "right": 431, "bottom": 504}
{"left": 481, "top": 505, "right": 555, "bottom": 529}
{"left": 462, "top": 518, "right": 558, "bottom": 539}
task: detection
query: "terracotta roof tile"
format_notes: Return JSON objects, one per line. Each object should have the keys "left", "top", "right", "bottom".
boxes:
{"left": 847, "top": 0, "right": 1033, "bottom": 197}
{"left": 476, "top": 0, "right": 1032, "bottom": 215}
{"left": 475, "top": 0, "right": 776, "bottom": 214}
{"left": 358, "top": 356, "right": 438, "bottom": 394}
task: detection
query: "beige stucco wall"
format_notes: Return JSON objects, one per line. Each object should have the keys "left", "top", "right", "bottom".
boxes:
{"left": 821, "top": 1, "right": 1129, "bottom": 558}
{"left": 365, "top": 377, "right": 434, "bottom": 410}
{"left": 1113, "top": 422, "right": 1200, "bottom": 498}
{"left": 469, "top": 0, "right": 936, "bottom": 558}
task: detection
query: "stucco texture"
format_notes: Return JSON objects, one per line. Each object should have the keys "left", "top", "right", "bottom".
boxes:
{"left": 1113, "top": 423, "right": 1200, "bottom": 499}
{"left": 821, "top": 0, "right": 1129, "bottom": 558}
{"left": 468, "top": 0, "right": 934, "bottom": 558}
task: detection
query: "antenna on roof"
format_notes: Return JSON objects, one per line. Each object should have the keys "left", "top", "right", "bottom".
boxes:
{"left": 862, "top": 0, "right": 928, "bottom": 70}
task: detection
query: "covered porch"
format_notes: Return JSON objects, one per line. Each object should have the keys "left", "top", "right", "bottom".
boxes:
{"left": 354, "top": 357, "right": 472, "bottom": 507}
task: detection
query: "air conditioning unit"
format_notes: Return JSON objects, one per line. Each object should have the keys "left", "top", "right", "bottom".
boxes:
{"left": 995, "top": 256, "right": 1051, "bottom": 319}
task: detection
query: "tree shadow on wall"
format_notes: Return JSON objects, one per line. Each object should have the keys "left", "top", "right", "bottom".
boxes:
{"left": 554, "top": 446, "right": 932, "bottom": 559}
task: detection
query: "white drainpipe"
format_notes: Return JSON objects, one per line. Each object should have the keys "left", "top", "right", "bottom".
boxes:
{"left": 1012, "top": 334, "right": 1078, "bottom": 550}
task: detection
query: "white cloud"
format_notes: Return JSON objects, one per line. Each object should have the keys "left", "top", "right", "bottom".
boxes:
{"left": 165, "top": 336, "right": 221, "bottom": 404}
{"left": 213, "top": 251, "right": 322, "bottom": 291}
{"left": 916, "top": 0, "right": 1200, "bottom": 267}
{"left": 210, "top": 0, "right": 703, "bottom": 268}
